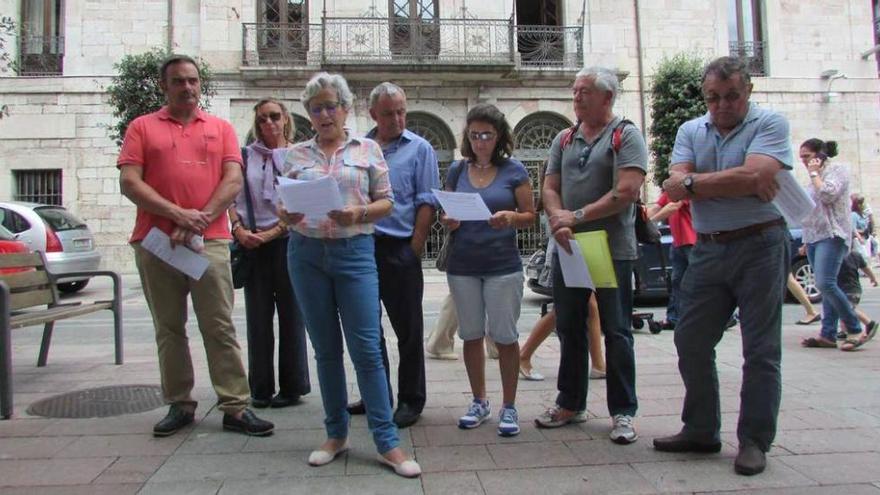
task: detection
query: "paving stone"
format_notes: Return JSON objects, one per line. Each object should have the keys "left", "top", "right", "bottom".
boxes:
{"left": 0, "top": 458, "right": 115, "bottom": 487}
{"left": 177, "top": 430, "right": 249, "bottom": 455}
{"left": 420, "top": 424, "right": 543, "bottom": 447}
{"left": 486, "top": 440, "right": 580, "bottom": 469}
{"left": 477, "top": 464, "right": 659, "bottom": 495}
{"left": 93, "top": 455, "right": 166, "bottom": 484}
{"left": 0, "top": 418, "right": 53, "bottom": 437}
{"left": 149, "top": 451, "right": 344, "bottom": 483}
{"left": 721, "top": 484, "right": 880, "bottom": 494}
{"left": 422, "top": 472, "right": 484, "bottom": 495}
{"left": 54, "top": 433, "right": 186, "bottom": 457}
{"left": 217, "top": 474, "right": 422, "bottom": 494}
{"left": 413, "top": 445, "right": 496, "bottom": 472}
{"left": 773, "top": 428, "right": 880, "bottom": 454}
{"left": 631, "top": 457, "right": 817, "bottom": 492}
{"left": 567, "top": 436, "right": 738, "bottom": 465}
{"left": 137, "top": 480, "right": 222, "bottom": 495}
{"left": 0, "top": 483, "right": 141, "bottom": 494}
{"left": 777, "top": 452, "right": 880, "bottom": 484}
{"left": 0, "top": 436, "right": 76, "bottom": 459}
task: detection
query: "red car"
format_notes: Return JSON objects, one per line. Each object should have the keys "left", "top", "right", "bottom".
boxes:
{"left": 0, "top": 224, "right": 29, "bottom": 274}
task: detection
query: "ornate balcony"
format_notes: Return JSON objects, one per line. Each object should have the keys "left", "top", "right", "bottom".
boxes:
{"left": 242, "top": 18, "right": 582, "bottom": 71}
{"left": 729, "top": 40, "right": 765, "bottom": 76}
{"left": 16, "top": 34, "right": 64, "bottom": 76}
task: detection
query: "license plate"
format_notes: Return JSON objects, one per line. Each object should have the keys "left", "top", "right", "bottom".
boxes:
{"left": 73, "top": 239, "right": 91, "bottom": 249}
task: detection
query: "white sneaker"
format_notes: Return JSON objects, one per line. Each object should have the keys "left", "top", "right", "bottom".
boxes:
{"left": 497, "top": 405, "right": 520, "bottom": 437}
{"left": 609, "top": 414, "right": 638, "bottom": 444}
{"left": 458, "top": 399, "right": 490, "bottom": 429}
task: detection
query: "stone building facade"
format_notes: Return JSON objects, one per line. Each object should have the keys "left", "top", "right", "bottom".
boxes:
{"left": 0, "top": 0, "right": 878, "bottom": 272}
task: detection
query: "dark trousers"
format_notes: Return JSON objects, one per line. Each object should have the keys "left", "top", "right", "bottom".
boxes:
{"left": 666, "top": 244, "right": 693, "bottom": 324}
{"left": 675, "top": 225, "right": 788, "bottom": 451}
{"left": 553, "top": 257, "right": 638, "bottom": 415}
{"left": 375, "top": 235, "right": 427, "bottom": 412}
{"left": 243, "top": 236, "right": 311, "bottom": 400}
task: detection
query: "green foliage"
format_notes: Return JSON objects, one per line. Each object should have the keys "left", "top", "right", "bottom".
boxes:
{"left": 648, "top": 53, "right": 707, "bottom": 187}
{"left": 104, "top": 48, "right": 216, "bottom": 146}
{"left": 0, "top": 16, "right": 16, "bottom": 119}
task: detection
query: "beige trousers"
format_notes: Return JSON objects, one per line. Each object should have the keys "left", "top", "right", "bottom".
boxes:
{"left": 425, "top": 292, "right": 498, "bottom": 358}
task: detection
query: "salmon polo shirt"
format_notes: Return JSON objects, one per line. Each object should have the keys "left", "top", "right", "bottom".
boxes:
{"left": 117, "top": 107, "right": 243, "bottom": 242}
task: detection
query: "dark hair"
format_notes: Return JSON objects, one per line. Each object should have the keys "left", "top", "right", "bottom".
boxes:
{"left": 702, "top": 56, "right": 751, "bottom": 87}
{"left": 851, "top": 193, "right": 866, "bottom": 214}
{"left": 252, "top": 97, "right": 294, "bottom": 144}
{"left": 459, "top": 103, "right": 513, "bottom": 165}
{"left": 800, "top": 138, "right": 839, "bottom": 158}
{"left": 159, "top": 54, "right": 200, "bottom": 82}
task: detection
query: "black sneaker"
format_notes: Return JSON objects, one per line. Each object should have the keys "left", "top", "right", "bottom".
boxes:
{"left": 153, "top": 404, "right": 195, "bottom": 437}
{"left": 223, "top": 409, "right": 274, "bottom": 436}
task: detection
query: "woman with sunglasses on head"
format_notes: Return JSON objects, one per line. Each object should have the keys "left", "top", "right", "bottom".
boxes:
{"left": 278, "top": 72, "right": 420, "bottom": 478}
{"left": 227, "top": 98, "right": 310, "bottom": 410}
{"left": 798, "top": 139, "right": 869, "bottom": 351}
{"left": 442, "top": 103, "right": 536, "bottom": 437}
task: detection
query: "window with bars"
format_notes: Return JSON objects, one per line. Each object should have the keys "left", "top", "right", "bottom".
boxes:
{"left": 727, "top": 0, "right": 765, "bottom": 76}
{"left": 257, "top": 0, "right": 309, "bottom": 63}
{"left": 389, "top": 0, "right": 440, "bottom": 59}
{"left": 13, "top": 169, "right": 62, "bottom": 205}
{"left": 19, "top": 0, "right": 64, "bottom": 76}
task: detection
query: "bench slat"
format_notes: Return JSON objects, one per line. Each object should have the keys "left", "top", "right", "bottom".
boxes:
{"left": 0, "top": 252, "right": 44, "bottom": 270}
{"left": 2, "top": 270, "right": 51, "bottom": 291}
{"left": 9, "top": 290, "right": 54, "bottom": 311}
{"left": 10, "top": 302, "right": 113, "bottom": 329}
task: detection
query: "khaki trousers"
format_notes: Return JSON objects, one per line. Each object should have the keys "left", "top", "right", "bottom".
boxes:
{"left": 425, "top": 292, "right": 498, "bottom": 358}
{"left": 133, "top": 240, "right": 249, "bottom": 414}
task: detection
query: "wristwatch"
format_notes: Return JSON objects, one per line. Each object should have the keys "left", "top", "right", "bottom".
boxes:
{"left": 683, "top": 175, "right": 696, "bottom": 195}
{"left": 573, "top": 208, "right": 585, "bottom": 222}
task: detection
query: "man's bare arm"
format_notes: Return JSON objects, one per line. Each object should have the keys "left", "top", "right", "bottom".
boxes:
{"left": 542, "top": 173, "right": 564, "bottom": 217}
{"left": 664, "top": 155, "right": 782, "bottom": 202}
{"left": 411, "top": 204, "right": 435, "bottom": 257}
{"left": 119, "top": 164, "right": 209, "bottom": 232}
{"left": 201, "top": 161, "right": 244, "bottom": 223}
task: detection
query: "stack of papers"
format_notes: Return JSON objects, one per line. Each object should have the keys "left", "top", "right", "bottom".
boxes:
{"left": 277, "top": 176, "right": 345, "bottom": 221}
{"left": 555, "top": 230, "right": 618, "bottom": 289}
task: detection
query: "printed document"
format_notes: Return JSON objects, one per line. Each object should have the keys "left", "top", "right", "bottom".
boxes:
{"left": 277, "top": 176, "right": 345, "bottom": 221}
{"left": 141, "top": 227, "right": 209, "bottom": 280}
{"left": 558, "top": 239, "right": 595, "bottom": 289}
{"left": 773, "top": 170, "right": 815, "bottom": 227}
{"left": 573, "top": 231, "right": 618, "bottom": 288}
{"left": 432, "top": 189, "right": 492, "bottom": 221}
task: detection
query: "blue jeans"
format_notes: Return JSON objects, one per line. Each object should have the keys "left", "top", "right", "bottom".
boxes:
{"left": 674, "top": 224, "right": 788, "bottom": 451}
{"left": 553, "top": 257, "right": 637, "bottom": 416}
{"left": 666, "top": 244, "right": 693, "bottom": 324}
{"left": 806, "top": 236, "right": 862, "bottom": 340}
{"left": 287, "top": 232, "right": 399, "bottom": 454}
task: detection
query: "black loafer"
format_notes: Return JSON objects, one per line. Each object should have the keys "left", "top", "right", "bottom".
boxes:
{"left": 270, "top": 393, "right": 300, "bottom": 408}
{"left": 734, "top": 444, "right": 766, "bottom": 476}
{"left": 653, "top": 432, "right": 722, "bottom": 453}
{"left": 251, "top": 397, "right": 271, "bottom": 409}
{"left": 223, "top": 409, "right": 274, "bottom": 437}
{"left": 153, "top": 404, "right": 195, "bottom": 437}
{"left": 347, "top": 400, "right": 366, "bottom": 415}
{"left": 393, "top": 403, "right": 421, "bottom": 428}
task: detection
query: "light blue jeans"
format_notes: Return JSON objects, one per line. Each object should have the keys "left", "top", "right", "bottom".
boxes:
{"left": 287, "top": 232, "right": 399, "bottom": 454}
{"left": 806, "top": 236, "right": 862, "bottom": 340}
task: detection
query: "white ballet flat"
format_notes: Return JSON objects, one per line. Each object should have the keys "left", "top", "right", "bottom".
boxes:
{"left": 376, "top": 454, "right": 422, "bottom": 478}
{"left": 308, "top": 442, "right": 349, "bottom": 466}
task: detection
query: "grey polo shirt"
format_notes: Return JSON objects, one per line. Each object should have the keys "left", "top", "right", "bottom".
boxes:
{"left": 545, "top": 116, "right": 648, "bottom": 261}
{"left": 671, "top": 104, "right": 792, "bottom": 233}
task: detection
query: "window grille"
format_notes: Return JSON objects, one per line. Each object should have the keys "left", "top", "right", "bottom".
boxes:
{"left": 14, "top": 169, "right": 62, "bottom": 205}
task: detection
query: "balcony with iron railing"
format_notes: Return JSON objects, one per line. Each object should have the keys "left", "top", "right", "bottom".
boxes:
{"left": 729, "top": 40, "right": 765, "bottom": 76}
{"left": 15, "top": 34, "right": 64, "bottom": 76}
{"left": 241, "top": 17, "right": 582, "bottom": 71}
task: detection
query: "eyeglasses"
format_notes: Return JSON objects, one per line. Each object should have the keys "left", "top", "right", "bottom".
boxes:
{"left": 256, "top": 112, "right": 283, "bottom": 124}
{"left": 703, "top": 92, "right": 742, "bottom": 105}
{"left": 468, "top": 131, "right": 496, "bottom": 142}
{"left": 309, "top": 101, "right": 341, "bottom": 116}
{"left": 578, "top": 144, "right": 595, "bottom": 169}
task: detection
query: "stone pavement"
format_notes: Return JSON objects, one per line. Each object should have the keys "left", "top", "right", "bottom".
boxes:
{"left": 0, "top": 269, "right": 879, "bottom": 494}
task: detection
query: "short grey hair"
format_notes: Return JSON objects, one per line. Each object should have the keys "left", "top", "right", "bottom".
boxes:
{"left": 574, "top": 66, "right": 619, "bottom": 106}
{"left": 300, "top": 72, "right": 354, "bottom": 112}
{"left": 369, "top": 82, "right": 406, "bottom": 108}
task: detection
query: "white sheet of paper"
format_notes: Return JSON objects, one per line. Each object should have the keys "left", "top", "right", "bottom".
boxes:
{"left": 558, "top": 239, "right": 595, "bottom": 289}
{"left": 141, "top": 227, "right": 210, "bottom": 280}
{"left": 277, "top": 175, "right": 345, "bottom": 220}
{"left": 772, "top": 170, "right": 815, "bottom": 228}
{"left": 432, "top": 189, "right": 492, "bottom": 221}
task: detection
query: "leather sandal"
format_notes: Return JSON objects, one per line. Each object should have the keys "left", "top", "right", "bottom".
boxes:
{"left": 800, "top": 336, "right": 836, "bottom": 348}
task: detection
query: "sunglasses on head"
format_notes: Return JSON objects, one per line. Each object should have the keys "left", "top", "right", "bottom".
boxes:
{"left": 309, "top": 101, "right": 341, "bottom": 116}
{"left": 256, "top": 112, "right": 283, "bottom": 124}
{"left": 468, "top": 131, "right": 496, "bottom": 142}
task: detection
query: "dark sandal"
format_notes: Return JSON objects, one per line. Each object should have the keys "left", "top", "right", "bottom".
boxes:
{"left": 801, "top": 336, "right": 837, "bottom": 348}
{"left": 796, "top": 314, "right": 821, "bottom": 325}
{"left": 840, "top": 335, "right": 866, "bottom": 352}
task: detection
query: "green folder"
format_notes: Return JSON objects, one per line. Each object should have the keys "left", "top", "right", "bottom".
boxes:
{"left": 573, "top": 231, "right": 618, "bottom": 288}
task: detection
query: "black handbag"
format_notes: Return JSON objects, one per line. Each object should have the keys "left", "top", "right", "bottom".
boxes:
{"left": 435, "top": 161, "right": 465, "bottom": 272}
{"left": 231, "top": 148, "right": 257, "bottom": 289}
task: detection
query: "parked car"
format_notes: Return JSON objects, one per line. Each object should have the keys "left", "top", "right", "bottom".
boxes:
{"left": 0, "top": 224, "right": 30, "bottom": 274}
{"left": 0, "top": 202, "right": 101, "bottom": 293}
{"left": 526, "top": 225, "right": 818, "bottom": 304}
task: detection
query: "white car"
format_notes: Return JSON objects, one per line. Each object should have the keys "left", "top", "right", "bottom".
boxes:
{"left": 0, "top": 201, "right": 101, "bottom": 293}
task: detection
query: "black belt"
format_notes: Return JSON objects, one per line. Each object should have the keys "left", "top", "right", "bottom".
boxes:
{"left": 697, "top": 218, "right": 785, "bottom": 244}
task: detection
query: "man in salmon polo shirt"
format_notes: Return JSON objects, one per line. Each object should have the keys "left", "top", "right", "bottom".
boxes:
{"left": 118, "top": 54, "right": 273, "bottom": 438}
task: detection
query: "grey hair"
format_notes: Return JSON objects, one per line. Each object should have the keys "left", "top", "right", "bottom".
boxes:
{"left": 300, "top": 72, "right": 354, "bottom": 111}
{"left": 574, "top": 66, "right": 619, "bottom": 105}
{"left": 369, "top": 82, "right": 406, "bottom": 108}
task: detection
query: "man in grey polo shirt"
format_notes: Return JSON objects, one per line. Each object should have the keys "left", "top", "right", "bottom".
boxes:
{"left": 536, "top": 66, "right": 647, "bottom": 444}
{"left": 653, "top": 56, "right": 791, "bottom": 476}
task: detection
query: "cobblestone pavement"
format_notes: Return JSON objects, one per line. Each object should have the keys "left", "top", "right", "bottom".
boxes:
{"left": 0, "top": 269, "right": 878, "bottom": 494}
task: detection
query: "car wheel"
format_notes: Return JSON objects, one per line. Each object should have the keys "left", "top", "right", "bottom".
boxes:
{"left": 791, "top": 258, "right": 821, "bottom": 303}
{"left": 57, "top": 280, "right": 89, "bottom": 294}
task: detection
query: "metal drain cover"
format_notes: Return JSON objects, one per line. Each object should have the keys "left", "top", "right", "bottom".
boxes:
{"left": 26, "top": 384, "right": 165, "bottom": 418}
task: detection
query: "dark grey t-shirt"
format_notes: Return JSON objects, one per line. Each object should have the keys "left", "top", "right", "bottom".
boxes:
{"left": 545, "top": 117, "right": 648, "bottom": 260}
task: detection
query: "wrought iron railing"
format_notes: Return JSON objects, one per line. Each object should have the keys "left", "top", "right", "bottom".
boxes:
{"left": 16, "top": 34, "right": 63, "bottom": 76}
{"left": 516, "top": 25, "right": 583, "bottom": 68}
{"left": 243, "top": 19, "right": 582, "bottom": 70}
{"left": 729, "top": 40, "right": 765, "bottom": 76}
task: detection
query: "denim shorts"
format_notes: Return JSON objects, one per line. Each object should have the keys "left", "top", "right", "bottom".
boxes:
{"left": 447, "top": 271, "right": 523, "bottom": 345}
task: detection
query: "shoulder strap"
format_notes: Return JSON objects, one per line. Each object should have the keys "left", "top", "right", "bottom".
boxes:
{"left": 610, "top": 119, "right": 636, "bottom": 188}
{"left": 560, "top": 120, "right": 581, "bottom": 149}
{"left": 446, "top": 160, "right": 465, "bottom": 192}
{"left": 240, "top": 147, "right": 257, "bottom": 231}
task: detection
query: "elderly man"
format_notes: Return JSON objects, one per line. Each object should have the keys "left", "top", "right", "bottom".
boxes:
{"left": 346, "top": 82, "right": 440, "bottom": 428}
{"left": 536, "top": 66, "right": 646, "bottom": 444}
{"left": 653, "top": 56, "right": 791, "bottom": 476}
{"left": 118, "top": 54, "right": 273, "bottom": 438}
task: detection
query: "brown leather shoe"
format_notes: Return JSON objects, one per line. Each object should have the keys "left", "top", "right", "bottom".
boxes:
{"left": 653, "top": 432, "right": 722, "bottom": 453}
{"left": 734, "top": 444, "right": 766, "bottom": 475}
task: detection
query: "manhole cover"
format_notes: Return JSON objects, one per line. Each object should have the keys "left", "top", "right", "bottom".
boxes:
{"left": 26, "top": 384, "right": 165, "bottom": 418}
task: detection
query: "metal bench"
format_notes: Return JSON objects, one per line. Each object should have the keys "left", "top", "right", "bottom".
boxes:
{"left": 0, "top": 252, "right": 122, "bottom": 419}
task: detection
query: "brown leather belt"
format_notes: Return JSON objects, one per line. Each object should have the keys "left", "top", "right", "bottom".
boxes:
{"left": 697, "top": 217, "right": 785, "bottom": 244}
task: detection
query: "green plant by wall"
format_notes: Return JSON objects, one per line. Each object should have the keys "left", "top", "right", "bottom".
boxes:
{"left": 104, "top": 48, "right": 216, "bottom": 146}
{"left": 648, "top": 53, "right": 707, "bottom": 187}
{"left": 0, "top": 16, "right": 16, "bottom": 119}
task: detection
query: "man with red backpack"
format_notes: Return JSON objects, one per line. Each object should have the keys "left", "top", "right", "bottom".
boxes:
{"left": 536, "top": 66, "right": 647, "bottom": 445}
